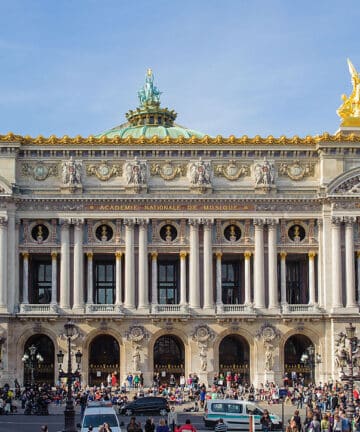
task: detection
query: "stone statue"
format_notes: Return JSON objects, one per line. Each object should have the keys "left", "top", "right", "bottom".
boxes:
{"left": 338, "top": 59, "right": 360, "bottom": 126}
{"left": 254, "top": 158, "right": 275, "bottom": 187}
{"left": 62, "top": 157, "right": 82, "bottom": 185}
{"left": 125, "top": 158, "right": 147, "bottom": 185}
{"left": 265, "top": 348, "right": 274, "bottom": 371}
{"left": 189, "top": 159, "right": 211, "bottom": 186}
{"left": 132, "top": 345, "right": 141, "bottom": 371}
{"left": 199, "top": 346, "right": 207, "bottom": 371}
{"left": 138, "top": 68, "right": 162, "bottom": 106}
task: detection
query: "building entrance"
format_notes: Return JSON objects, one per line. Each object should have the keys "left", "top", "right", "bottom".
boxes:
{"left": 88, "top": 335, "right": 120, "bottom": 386}
{"left": 153, "top": 335, "right": 184, "bottom": 384}
{"left": 284, "top": 334, "right": 313, "bottom": 384}
{"left": 219, "top": 334, "right": 250, "bottom": 384}
{"left": 23, "top": 334, "right": 54, "bottom": 386}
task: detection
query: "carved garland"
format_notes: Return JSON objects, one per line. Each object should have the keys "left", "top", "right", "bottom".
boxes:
{"left": 214, "top": 161, "right": 249, "bottom": 180}
{"left": 86, "top": 162, "right": 122, "bottom": 181}
{"left": 279, "top": 160, "right": 314, "bottom": 181}
{"left": 150, "top": 161, "right": 186, "bottom": 180}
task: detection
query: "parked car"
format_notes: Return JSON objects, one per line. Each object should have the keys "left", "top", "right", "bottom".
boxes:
{"left": 119, "top": 397, "right": 170, "bottom": 416}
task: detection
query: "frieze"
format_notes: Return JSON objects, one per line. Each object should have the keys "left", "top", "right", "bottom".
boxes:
{"left": 86, "top": 161, "right": 122, "bottom": 181}
{"left": 21, "top": 162, "right": 58, "bottom": 181}
{"left": 278, "top": 160, "right": 314, "bottom": 181}
{"left": 150, "top": 161, "right": 186, "bottom": 180}
{"left": 214, "top": 161, "right": 249, "bottom": 180}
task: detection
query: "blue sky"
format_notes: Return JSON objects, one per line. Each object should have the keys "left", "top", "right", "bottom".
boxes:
{"left": 0, "top": 0, "right": 359, "bottom": 137}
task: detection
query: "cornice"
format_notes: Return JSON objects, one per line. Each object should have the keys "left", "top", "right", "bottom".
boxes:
{"left": 2, "top": 132, "right": 360, "bottom": 147}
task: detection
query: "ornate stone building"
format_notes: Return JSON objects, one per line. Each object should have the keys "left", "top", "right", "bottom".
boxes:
{"left": 0, "top": 64, "right": 360, "bottom": 387}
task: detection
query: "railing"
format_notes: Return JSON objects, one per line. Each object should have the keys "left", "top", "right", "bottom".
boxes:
{"left": 20, "top": 303, "right": 58, "bottom": 314}
{"left": 86, "top": 304, "right": 119, "bottom": 313}
{"left": 152, "top": 304, "right": 189, "bottom": 314}
{"left": 222, "top": 304, "right": 247, "bottom": 313}
{"left": 285, "top": 304, "right": 318, "bottom": 313}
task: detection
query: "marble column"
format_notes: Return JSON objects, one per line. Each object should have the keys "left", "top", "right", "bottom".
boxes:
{"left": 203, "top": 220, "right": 213, "bottom": 310}
{"left": 51, "top": 252, "right": 57, "bottom": 305}
{"left": 0, "top": 218, "right": 8, "bottom": 308}
{"left": 87, "top": 252, "right": 94, "bottom": 305}
{"left": 331, "top": 217, "right": 343, "bottom": 309}
{"left": 60, "top": 220, "right": 70, "bottom": 309}
{"left": 179, "top": 251, "right": 187, "bottom": 307}
{"left": 189, "top": 219, "right": 200, "bottom": 309}
{"left": 7, "top": 211, "right": 15, "bottom": 313}
{"left": 124, "top": 219, "right": 135, "bottom": 309}
{"left": 268, "top": 220, "right": 279, "bottom": 310}
{"left": 22, "top": 252, "right": 29, "bottom": 304}
{"left": 73, "top": 220, "right": 84, "bottom": 311}
{"left": 357, "top": 251, "right": 360, "bottom": 305}
{"left": 244, "top": 251, "right": 252, "bottom": 305}
{"left": 254, "top": 219, "right": 265, "bottom": 309}
{"left": 344, "top": 217, "right": 357, "bottom": 308}
{"left": 138, "top": 220, "right": 149, "bottom": 310}
{"left": 308, "top": 251, "right": 316, "bottom": 305}
{"left": 215, "top": 252, "right": 223, "bottom": 306}
{"left": 151, "top": 252, "right": 158, "bottom": 309}
{"left": 115, "top": 251, "right": 122, "bottom": 307}
{"left": 280, "top": 252, "right": 287, "bottom": 306}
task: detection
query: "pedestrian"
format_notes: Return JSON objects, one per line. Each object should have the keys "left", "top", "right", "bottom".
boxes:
{"left": 215, "top": 418, "right": 228, "bottom": 432}
{"left": 145, "top": 418, "right": 155, "bottom": 432}
{"left": 127, "top": 416, "right": 143, "bottom": 432}
{"left": 177, "top": 419, "right": 197, "bottom": 432}
{"left": 260, "top": 410, "right": 273, "bottom": 432}
{"left": 168, "top": 406, "right": 178, "bottom": 432}
{"left": 156, "top": 418, "right": 169, "bottom": 432}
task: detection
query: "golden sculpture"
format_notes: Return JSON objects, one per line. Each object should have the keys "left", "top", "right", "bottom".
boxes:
{"left": 337, "top": 59, "right": 360, "bottom": 127}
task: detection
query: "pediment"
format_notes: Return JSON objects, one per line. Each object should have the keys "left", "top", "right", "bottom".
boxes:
{"left": 328, "top": 167, "right": 360, "bottom": 194}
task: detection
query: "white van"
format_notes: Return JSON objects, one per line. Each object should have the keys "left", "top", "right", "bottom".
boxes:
{"left": 78, "top": 404, "right": 122, "bottom": 432}
{"left": 204, "top": 399, "right": 282, "bottom": 431}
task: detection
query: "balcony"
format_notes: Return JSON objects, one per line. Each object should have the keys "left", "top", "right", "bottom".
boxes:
{"left": 151, "top": 304, "right": 189, "bottom": 314}
{"left": 19, "top": 303, "right": 59, "bottom": 314}
{"left": 283, "top": 303, "right": 322, "bottom": 314}
{"left": 216, "top": 303, "right": 256, "bottom": 314}
{"left": 86, "top": 304, "right": 122, "bottom": 314}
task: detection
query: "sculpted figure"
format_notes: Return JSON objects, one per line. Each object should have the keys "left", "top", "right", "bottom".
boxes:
{"left": 62, "top": 157, "right": 82, "bottom": 185}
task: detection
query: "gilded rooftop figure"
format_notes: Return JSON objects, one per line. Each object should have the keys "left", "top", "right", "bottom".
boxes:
{"left": 337, "top": 59, "right": 360, "bottom": 127}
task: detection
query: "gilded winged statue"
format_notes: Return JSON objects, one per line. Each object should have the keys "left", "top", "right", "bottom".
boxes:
{"left": 337, "top": 59, "right": 360, "bottom": 126}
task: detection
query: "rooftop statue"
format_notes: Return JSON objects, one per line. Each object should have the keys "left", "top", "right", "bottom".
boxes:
{"left": 137, "top": 68, "right": 162, "bottom": 107}
{"left": 337, "top": 59, "right": 360, "bottom": 127}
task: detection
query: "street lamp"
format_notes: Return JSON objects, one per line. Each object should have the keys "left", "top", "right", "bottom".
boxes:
{"left": 57, "top": 320, "right": 82, "bottom": 432}
{"left": 21, "top": 344, "right": 44, "bottom": 387}
{"left": 300, "top": 344, "right": 322, "bottom": 384}
{"left": 339, "top": 323, "right": 360, "bottom": 420}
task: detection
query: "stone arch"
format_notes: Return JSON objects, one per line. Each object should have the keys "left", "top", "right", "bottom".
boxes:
{"left": 327, "top": 166, "right": 360, "bottom": 194}
{"left": 23, "top": 334, "right": 55, "bottom": 386}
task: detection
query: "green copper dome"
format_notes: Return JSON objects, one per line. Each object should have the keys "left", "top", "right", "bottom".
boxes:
{"left": 97, "top": 69, "right": 205, "bottom": 139}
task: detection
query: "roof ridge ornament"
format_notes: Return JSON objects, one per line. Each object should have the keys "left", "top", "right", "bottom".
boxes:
{"left": 337, "top": 59, "right": 360, "bottom": 127}
{"left": 137, "top": 68, "right": 162, "bottom": 107}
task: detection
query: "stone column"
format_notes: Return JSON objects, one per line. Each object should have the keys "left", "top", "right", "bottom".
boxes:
{"left": 73, "top": 220, "right": 84, "bottom": 311}
{"left": 179, "top": 251, "right": 187, "bottom": 307}
{"left": 87, "top": 252, "right": 94, "bottom": 305}
{"left": 115, "top": 251, "right": 122, "bottom": 307}
{"left": 254, "top": 219, "right": 265, "bottom": 309}
{"left": 344, "top": 217, "right": 357, "bottom": 308}
{"left": 7, "top": 211, "right": 15, "bottom": 313}
{"left": 268, "top": 220, "right": 279, "bottom": 310}
{"left": 0, "top": 218, "right": 8, "bottom": 309}
{"left": 60, "top": 220, "right": 70, "bottom": 309}
{"left": 138, "top": 219, "right": 149, "bottom": 310}
{"left": 331, "top": 217, "right": 343, "bottom": 309}
{"left": 357, "top": 251, "right": 360, "bottom": 305}
{"left": 51, "top": 252, "right": 57, "bottom": 305}
{"left": 203, "top": 219, "right": 213, "bottom": 310}
{"left": 308, "top": 251, "right": 316, "bottom": 305}
{"left": 124, "top": 219, "right": 135, "bottom": 309}
{"left": 151, "top": 252, "right": 158, "bottom": 309}
{"left": 244, "top": 251, "right": 252, "bottom": 305}
{"left": 22, "top": 252, "right": 29, "bottom": 304}
{"left": 189, "top": 219, "right": 200, "bottom": 309}
{"left": 215, "top": 252, "right": 223, "bottom": 307}
{"left": 280, "top": 252, "right": 287, "bottom": 306}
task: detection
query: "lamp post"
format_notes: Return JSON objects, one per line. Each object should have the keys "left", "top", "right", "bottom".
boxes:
{"left": 22, "top": 344, "right": 43, "bottom": 387}
{"left": 300, "top": 344, "right": 322, "bottom": 384}
{"left": 57, "top": 320, "right": 82, "bottom": 432}
{"left": 339, "top": 323, "right": 360, "bottom": 420}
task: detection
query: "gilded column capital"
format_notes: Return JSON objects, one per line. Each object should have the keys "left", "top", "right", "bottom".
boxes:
{"left": 22, "top": 251, "right": 30, "bottom": 259}
{"left": 179, "top": 251, "right": 188, "bottom": 259}
{"left": 151, "top": 251, "right": 158, "bottom": 260}
{"left": 244, "top": 251, "right": 252, "bottom": 259}
{"left": 308, "top": 251, "right": 317, "bottom": 259}
{"left": 115, "top": 251, "right": 123, "bottom": 259}
{"left": 87, "top": 252, "right": 94, "bottom": 260}
{"left": 280, "top": 251, "right": 287, "bottom": 259}
{"left": 51, "top": 251, "right": 57, "bottom": 260}
{"left": 215, "top": 251, "right": 223, "bottom": 259}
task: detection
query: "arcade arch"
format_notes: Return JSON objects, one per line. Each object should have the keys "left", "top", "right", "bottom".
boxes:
{"left": 88, "top": 334, "right": 120, "bottom": 386}
{"left": 153, "top": 335, "right": 185, "bottom": 384}
{"left": 219, "top": 334, "right": 250, "bottom": 383}
{"left": 23, "top": 334, "right": 55, "bottom": 386}
{"left": 284, "top": 334, "right": 313, "bottom": 384}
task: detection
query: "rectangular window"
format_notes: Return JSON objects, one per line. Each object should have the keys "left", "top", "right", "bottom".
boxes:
{"left": 286, "top": 254, "right": 309, "bottom": 304}
{"left": 158, "top": 260, "right": 179, "bottom": 304}
{"left": 31, "top": 260, "right": 52, "bottom": 304}
{"left": 221, "top": 261, "right": 243, "bottom": 304}
{"left": 94, "top": 261, "right": 115, "bottom": 304}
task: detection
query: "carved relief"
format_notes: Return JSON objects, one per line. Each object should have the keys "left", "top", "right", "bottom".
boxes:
{"left": 126, "top": 325, "right": 148, "bottom": 373}
{"left": 150, "top": 161, "right": 186, "bottom": 180}
{"left": 334, "top": 175, "right": 360, "bottom": 194}
{"left": 61, "top": 157, "right": 82, "bottom": 190}
{"left": 279, "top": 160, "right": 314, "bottom": 181}
{"left": 86, "top": 161, "right": 122, "bottom": 181}
{"left": 214, "top": 161, "right": 249, "bottom": 180}
{"left": 253, "top": 158, "right": 275, "bottom": 189}
{"left": 192, "top": 325, "right": 214, "bottom": 372}
{"left": 255, "top": 323, "right": 281, "bottom": 372}
{"left": 124, "top": 158, "right": 147, "bottom": 193}
{"left": 22, "top": 162, "right": 58, "bottom": 181}
{"left": 188, "top": 158, "right": 212, "bottom": 193}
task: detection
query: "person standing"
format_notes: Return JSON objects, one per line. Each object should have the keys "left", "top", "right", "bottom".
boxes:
{"left": 168, "top": 406, "right": 178, "bottom": 432}
{"left": 215, "top": 418, "right": 228, "bottom": 432}
{"left": 177, "top": 419, "right": 197, "bottom": 432}
{"left": 156, "top": 418, "right": 169, "bottom": 432}
{"left": 260, "top": 410, "right": 273, "bottom": 432}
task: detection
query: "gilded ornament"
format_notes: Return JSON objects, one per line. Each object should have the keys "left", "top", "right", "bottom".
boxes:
{"left": 150, "top": 161, "right": 185, "bottom": 180}
{"left": 215, "top": 161, "right": 249, "bottom": 180}
{"left": 87, "top": 161, "right": 122, "bottom": 181}
{"left": 337, "top": 59, "right": 360, "bottom": 127}
{"left": 279, "top": 160, "right": 314, "bottom": 181}
{"left": 21, "top": 162, "right": 58, "bottom": 181}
